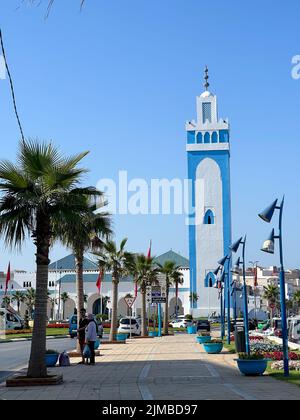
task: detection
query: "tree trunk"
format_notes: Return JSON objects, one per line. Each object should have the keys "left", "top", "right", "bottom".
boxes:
{"left": 75, "top": 252, "right": 84, "bottom": 353}
{"left": 141, "top": 286, "right": 147, "bottom": 336}
{"left": 109, "top": 277, "right": 119, "bottom": 341}
{"left": 27, "top": 214, "right": 51, "bottom": 378}
{"left": 175, "top": 282, "right": 178, "bottom": 318}
{"left": 163, "top": 289, "right": 169, "bottom": 335}
{"left": 17, "top": 301, "right": 20, "bottom": 314}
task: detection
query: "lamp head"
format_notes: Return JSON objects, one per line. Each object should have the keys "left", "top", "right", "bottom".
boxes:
{"left": 218, "top": 255, "right": 228, "bottom": 267}
{"left": 230, "top": 237, "right": 243, "bottom": 253}
{"left": 258, "top": 199, "right": 278, "bottom": 223}
{"left": 261, "top": 229, "right": 275, "bottom": 254}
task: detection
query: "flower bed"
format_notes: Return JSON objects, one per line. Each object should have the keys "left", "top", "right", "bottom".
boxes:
{"left": 250, "top": 342, "right": 283, "bottom": 353}
{"left": 264, "top": 351, "right": 300, "bottom": 361}
{"left": 0, "top": 329, "right": 32, "bottom": 335}
{"left": 249, "top": 336, "right": 265, "bottom": 341}
{"left": 47, "top": 324, "right": 69, "bottom": 328}
{"left": 271, "top": 361, "right": 300, "bottom": 371}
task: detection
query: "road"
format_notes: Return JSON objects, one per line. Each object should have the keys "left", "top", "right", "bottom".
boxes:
{"left": 0, "top": 337, "right": 76, "bottom": 382}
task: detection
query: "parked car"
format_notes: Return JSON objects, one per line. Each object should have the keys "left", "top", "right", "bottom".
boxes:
{"left": 69, "top": 315, "right": 104, "bottom": 339}
{"left": 289, "top": 316, "right": 300, "bottom": 344}
{"left": 0, "top": 308, "right": 24, "bottom": 331}
{"left": 117, "top": 317, "right": 141, "bottom": 336}
{"left": 196, "top": 320, "right": 211, "bottom": 332}
{"left": 169, "top": 319, "right": 188, "bottom": 328}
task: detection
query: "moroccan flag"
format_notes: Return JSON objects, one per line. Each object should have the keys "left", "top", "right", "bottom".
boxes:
{"left": 5, "top": 262, "right": 10, "bottom": 294}
{"left": 254, "top": 266, "right": 258, "bottom": 287}
{"left": 147, "top": 240, "right": 152, "bottom": 260}
{"left": 96, "top": 271, "right": 103, "bottom": 293}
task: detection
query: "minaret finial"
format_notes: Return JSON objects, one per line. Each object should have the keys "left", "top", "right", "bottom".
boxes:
{"left": 204, "top": 65, "right": 210, "bottom": 91}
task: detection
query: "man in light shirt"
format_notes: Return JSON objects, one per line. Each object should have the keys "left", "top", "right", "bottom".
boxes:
{"left": 85, "top": 313, "right": 97, "bottom": 365}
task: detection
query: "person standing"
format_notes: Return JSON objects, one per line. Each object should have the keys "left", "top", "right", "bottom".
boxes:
{"left": 85, "top": 313, "right": 97, "bottom": 365}
{"left": 77, "top": 308, "right": 89, "bottom": 364}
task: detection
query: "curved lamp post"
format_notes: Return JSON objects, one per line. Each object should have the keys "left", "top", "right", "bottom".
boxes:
{"left": 217, "top": 255, "right": 231, "bottom": 344}
{"left": 230, "top": 236, "right": 250, "bottom": 355}
{"left": 213, "top": 266, "right": 225, "bottom": 339}
{"left": 259, "top": 197, "right": 289, "bottom": 377}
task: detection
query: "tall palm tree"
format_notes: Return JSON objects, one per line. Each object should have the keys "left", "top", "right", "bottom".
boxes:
{"left": 172, "top": 271, "right": 184, "bottom": 318}
{"left": 56, "top": 197, "right": 111, "bottom": 351}
{"left": 0, "top": 140, "right": 95, "bottom": 378}
{"left": 11, "top": 291, "right": 26, "bottom": 314}
{"left": 25, "top": 288, "right": 36, "bottom": 319}
{"left": 133, "top": 254, "right": 158, "bottom": 336}
{"left": 293, "top": 290, "right": 300, "bottom": 315}
{"left": 60, "top": 292, "right": 69, "bottom": 320}
{"left": 93, "top": 239, "right": 134, "bottom": 341}
{"left": 156, "top": 261, "right": 181, "bottom": 335}
{"left": 48, "top": 297, "right": 56, "bottom": 321}
{"left": 263, "top": 284, "right": 279, "bottom": 321}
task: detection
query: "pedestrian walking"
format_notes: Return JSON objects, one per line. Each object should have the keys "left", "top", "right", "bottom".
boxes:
{"left": 85, "top": 313, "right": 97, "bottom": 365}
{"left": 77, "top": 308, "right": 89, "bottom": 364}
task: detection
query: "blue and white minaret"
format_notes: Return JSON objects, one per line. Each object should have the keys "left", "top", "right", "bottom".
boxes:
{"left": 186, "top": 67, "right": 232, "bottom": 317}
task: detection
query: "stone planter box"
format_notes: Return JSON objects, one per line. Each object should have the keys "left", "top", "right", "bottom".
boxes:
{"left": 6, "top": 375, "right": 63, "bottom": 387}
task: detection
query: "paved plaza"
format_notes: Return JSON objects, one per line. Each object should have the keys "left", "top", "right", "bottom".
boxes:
{"left": 0, "top": 334, "right": 300, "bottom": 400}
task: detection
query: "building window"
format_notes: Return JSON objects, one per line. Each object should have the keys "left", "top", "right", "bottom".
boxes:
{"left": 196, "top": 132, "right": 203, "bottom": 143}
{"left": 212, "top": 131, "right": 218, "bottom": 143}
{"left": 205, "top": 272, "right": 216, "bottom": 288}
{"left": 204, "top": 132, "right": 210, "bottom": 143}
{"left": 202, "top": 102, "right": 212, "bottom": 123}
{"left": 204, "top": 209, "right": 215, "bottom": 225}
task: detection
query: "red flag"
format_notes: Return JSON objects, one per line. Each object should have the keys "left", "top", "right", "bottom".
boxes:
{"left": 254, "top": 266, "right": 258, "bottom": 287}
{"left": 147, "top": 240, "right": 152, "bottom": 260}
{"left": 96, "top": 271, "right": 103, "bottom": 293}
{"left": 5, "top": 262, "right": 10, "bottom": 295}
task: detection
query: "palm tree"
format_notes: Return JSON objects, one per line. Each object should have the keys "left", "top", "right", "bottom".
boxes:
{"left": 133, "top": 254, "right": 158, "bottom": 336}
{"left": 11, "top": 291, "right": 26, "bottom": 314}
{"left": 172, "top": 271, "right": 184, "bottom": 318}
{"left": 60, "top": 292, "right": 69, "bottom": 320}
{"left": 156, "top": 261, "right": 181, "bottom": 335}
{"left": 1, "top": 296, "right": 11, "bottom": 308}
{"left": 189, "top": 292, "right": 199, "bottom": 306}
{"left": 263, "top": 284, "right": 279, "bottom": 321}
{"left": 93, "top": 239, "right": 134, "bottom": 341}
{"left": 48, "top": 297, "right": 56, "bottom": 321}
{"left": 56, "top": 197, "right": 111, "bottom": 351}
{"left": 0, "top": 140, "right": 95, "bottom": 378}
{"left": 293, "top": 290, "right": 300, "bottom": 315}
{"left": 25, "top": 288, "right": 36, "bottom": 319}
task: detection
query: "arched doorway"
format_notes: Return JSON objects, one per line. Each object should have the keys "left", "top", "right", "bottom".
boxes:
{"left": 92, "top": 297, "right": 110, "bottom": 316}
{"left": 169, "top": 297, "right": 184, "bottom": 317}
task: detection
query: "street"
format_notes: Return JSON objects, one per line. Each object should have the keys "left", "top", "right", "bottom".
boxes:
{"left": 0, "top": 338, "right": 76, "bottom": 382}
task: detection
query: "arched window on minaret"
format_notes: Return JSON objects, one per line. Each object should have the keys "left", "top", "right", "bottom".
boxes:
{"left": 212, "top": 131, "right": 218, "bottom": 143}
{"left": 204, "top": 132, "right": 210, "bottom": 143}
{"left": 205, "top": 272, "right": 216, "bottom": 288}
{"left": 196, "top": 132, "right": 203, "bottom": 143}
{"left": 204, "top": 209, "right": 215, "bottom": 225}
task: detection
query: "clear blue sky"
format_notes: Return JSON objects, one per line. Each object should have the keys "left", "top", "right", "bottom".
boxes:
{"left": 0, "top": 0, "right": 300, "bottom": 271}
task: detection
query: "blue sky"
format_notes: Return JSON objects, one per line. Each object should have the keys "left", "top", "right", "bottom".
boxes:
{"left": 0, "top": 0, "right": 300, "bottom": 271}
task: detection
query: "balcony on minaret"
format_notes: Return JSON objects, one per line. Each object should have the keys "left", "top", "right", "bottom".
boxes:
{"left": 186, "top": 90, "right": 230, "bottom": 148}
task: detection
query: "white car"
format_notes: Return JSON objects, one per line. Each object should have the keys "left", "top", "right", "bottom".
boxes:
{"left": 118, "top": 318, "right": 141, "bottom": 336}
{"left": 170, "top": 319, "right": 191, "bottom": 329}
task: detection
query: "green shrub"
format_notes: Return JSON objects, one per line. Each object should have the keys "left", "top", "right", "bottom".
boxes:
{"left": 238, "top": 352, "right": 265, "bottom": 360}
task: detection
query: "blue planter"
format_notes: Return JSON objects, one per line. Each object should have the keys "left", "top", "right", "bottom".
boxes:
{"left": 203, "top": 342, "right": 223, "bottom": 354}
{"left": 235, "top": 359, "right": 269, "bottom": 376}
{"left": 196, "top": 336, "right": 212, "bottom": 344}
{"left": 149, "top": 331, "right": 158, "bottom": 337}
{"left": 187, "top": 326, "right": 197, "bottom": 334}
{"left": 45, "top": 353, "right": 59, "bottom": 367}
{"left": 116, "top": 333, "right": 128, "bottom": 341}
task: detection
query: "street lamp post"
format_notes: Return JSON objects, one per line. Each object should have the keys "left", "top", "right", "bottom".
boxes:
{"left": 214, "top": 266, "right": 225, "bottom": 339}
{"left": 230, "top": 236, "right": 250, "bottom": 355}
{"left": 217, "top": 255, "right": 231, "bottom": 345}
{"left": 249, "top": 260, "right": 259, "bottom": 323}
{"left": 259, "top": 197, "right": 289, "bottom": 377}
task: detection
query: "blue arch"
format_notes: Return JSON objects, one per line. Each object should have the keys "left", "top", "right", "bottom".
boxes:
{"left": 196, "top": 132, "right": 203, "bottom": 143}
{"left": 212, "top": 132, "right": 218, "bottom": 143}
{"left": 205, "top": 272, "right": 216, "bottom": 288}
{"left": 204, "top": 209, "right": 215, "bottom": 225}
{"left": 204, "top": 132, "right": 210, "bottom": 143}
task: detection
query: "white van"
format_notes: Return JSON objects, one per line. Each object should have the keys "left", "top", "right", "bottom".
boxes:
{"left": 289, "top": 316, "right": 300, "bottom": 344}
{"left": 0, "top": 308, "right": 24, "bottom": 331}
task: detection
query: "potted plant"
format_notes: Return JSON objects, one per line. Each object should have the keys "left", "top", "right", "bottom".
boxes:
{"left": 196, "top": 331, "right": 212, "bottom": 344}
{"left": 45, "top": 349, "right": 59, "bottom": 367}
{"left": 203, "top": 339, "right": 223, "bottom": 354}
{"left": 235, "top": 352, "right": 269, "bottom": 376}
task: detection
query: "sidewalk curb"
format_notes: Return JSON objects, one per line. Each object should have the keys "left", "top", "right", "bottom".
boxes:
{"left": 0, "top": 335, "right": 69, "bottom": 344}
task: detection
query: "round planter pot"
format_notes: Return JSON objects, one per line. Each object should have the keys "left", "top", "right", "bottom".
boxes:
{"left": 148, "top": 331, "right": 158, "bottom": 337}
{"left": 187, "top": 326, "right": 197, "bottom": 335}
{"left": 116, "top": 334, "right": 128, "bottom": 341}
{"left": 203, "top": 342, "right": 223, "bottom": 354}
{"left": 196, "top": 336, "right": 212, "bottom": 344}
{"left": 45, "top": 354, "right": 59, "bottom": 367}
{"left": 235, "top": 359, "right": 269, "bottom": 376}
